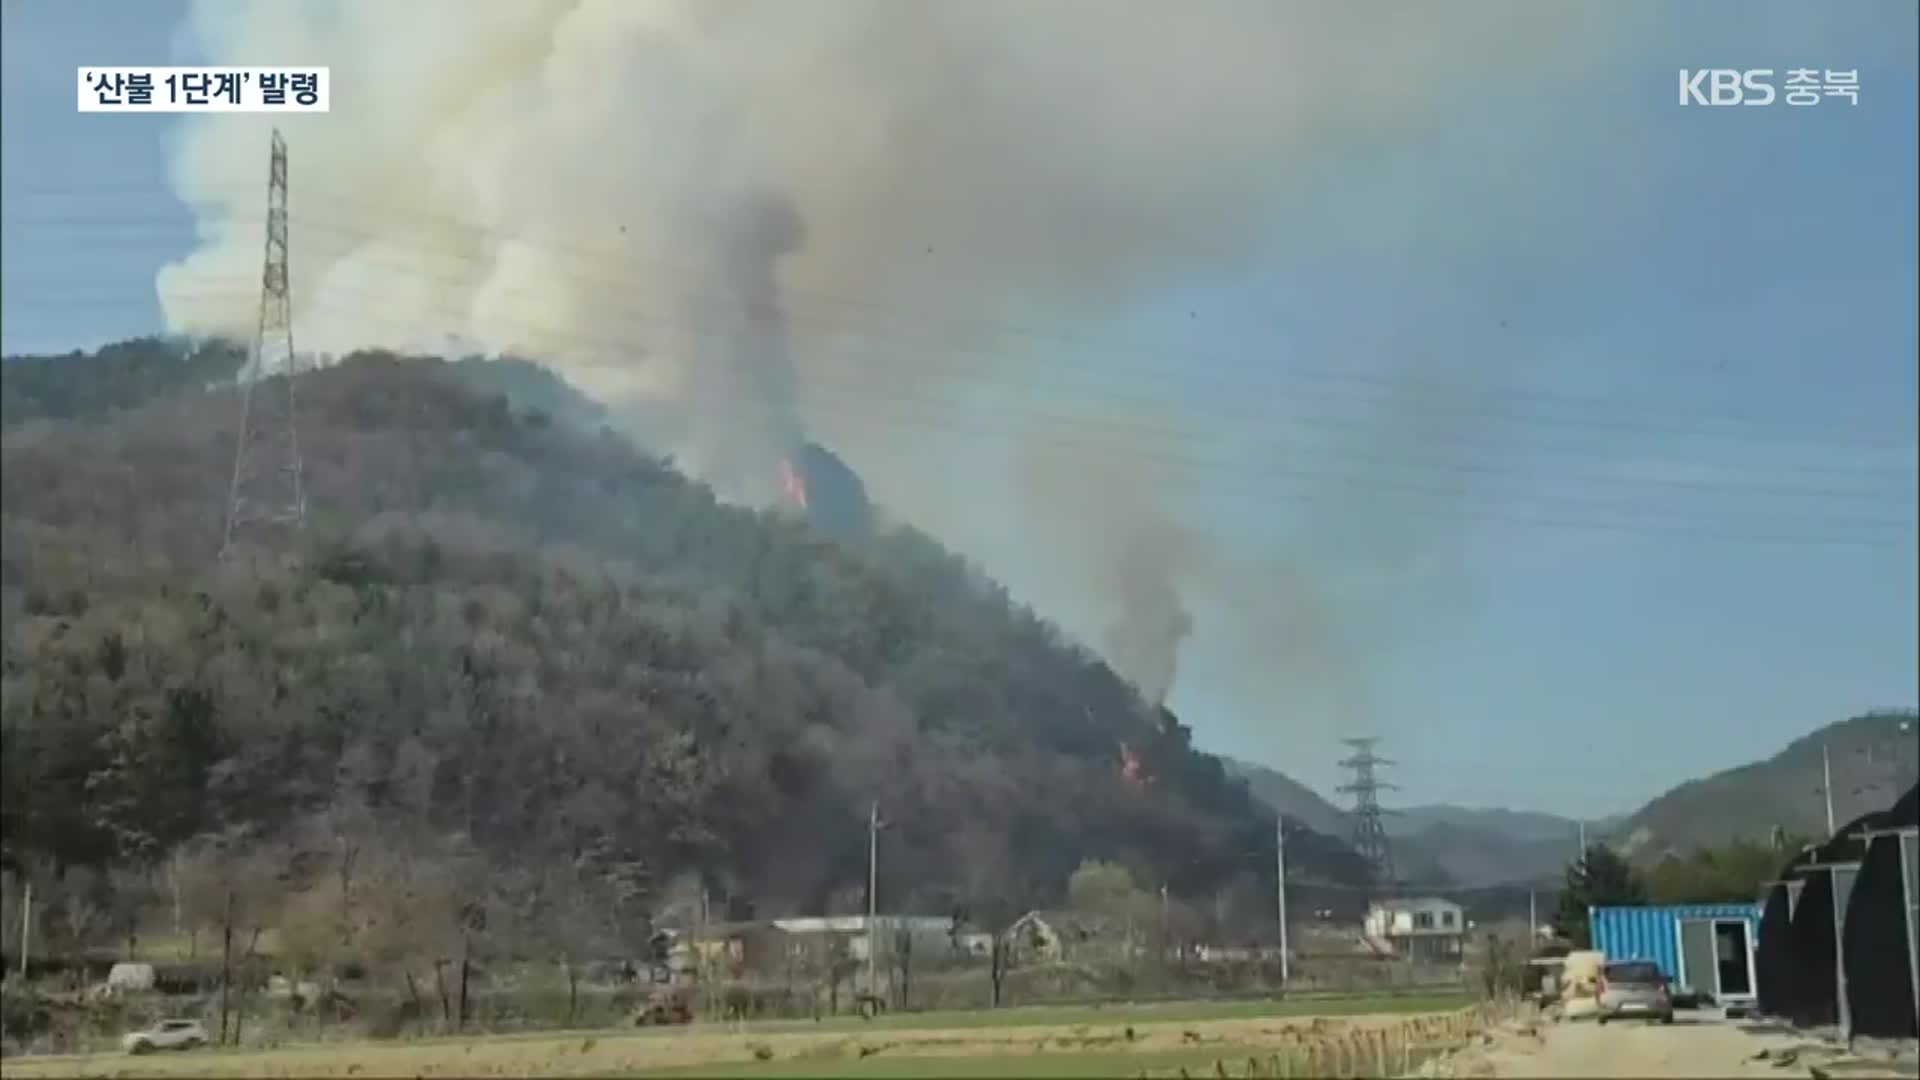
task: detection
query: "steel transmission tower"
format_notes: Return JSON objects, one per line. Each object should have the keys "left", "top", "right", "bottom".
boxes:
{"left": 221, "top": 128, "right": 306, "bottom": 561}
{"left": 1338, "top": 737, "right": 1398, "bottom": 890}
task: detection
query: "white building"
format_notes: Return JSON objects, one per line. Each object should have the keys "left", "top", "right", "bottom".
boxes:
{"left": 1363, "top": 897, "right": 1466, "bottom": 962}
{"left": 771, "top": 915, "right": 963, "bottom": 961}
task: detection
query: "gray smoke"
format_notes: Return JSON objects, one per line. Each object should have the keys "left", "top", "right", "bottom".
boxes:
{"left": 1101, "top": 522, "right": 1196, "bottom": 707}
{"left": 683, "top": 192, "right": 808, "bottom": 499}
{"left": 153, "top": 0, "right": 1662, "bottom": 722}
{"left": 1014, "top": 422, "right": 1212, "bottom": 706}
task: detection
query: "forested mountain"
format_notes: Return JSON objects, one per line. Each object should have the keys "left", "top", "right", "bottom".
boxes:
{"left": 1222, "top": 760, "right": 1348, "bottom": 839}
{"left": 1611, "top": 710, "right": 1918, "bottom": 860}
{"left": 0, "top": 337, "right": 245, "bottom": 428}
{"left": 0, "top": 339, "right": 1368, "bottom": 948}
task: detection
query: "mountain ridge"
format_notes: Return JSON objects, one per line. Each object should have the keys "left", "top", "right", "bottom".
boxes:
{"left": 0, "top": 339, "right": 1370, "bottom": 933}
{"left": 1610, "top": 709, "right": 1918, "bottom": 859}
{"left": 1225, "top": 709, "right": 1920, "bottom": 886}
{"left": 1224, "top": 757, "right": 1597, "bottom": 887}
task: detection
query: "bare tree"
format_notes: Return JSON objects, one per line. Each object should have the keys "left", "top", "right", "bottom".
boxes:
{"left": 169, "top": 831, "right": 286, "bottom": 1045}
{"left": 104, "top": 867, "right": 157, "bottom": 962}
{"left": 523, "top": 865, "right": 616, "bottom": 1027}
{"left": 359, "top": 840, "right": 466, "bottom": 1033}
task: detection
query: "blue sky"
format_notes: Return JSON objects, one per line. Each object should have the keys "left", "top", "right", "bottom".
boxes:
{"left": 3, "top": 1, "right": 1915, "bottom": 828}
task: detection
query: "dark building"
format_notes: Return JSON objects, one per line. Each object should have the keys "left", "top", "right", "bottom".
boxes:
{"left": 1755, "top": 874, "right": 1800, "bottom": 1018}
{"left": 1840, "top": 783, "right": 1918, "bottom": 1039}
{"left": 1761, "top": 795, "right": 1910, "bottom": 1034}
{"left": 1786, "top": 808, "right": 1892, "bottom": 1029}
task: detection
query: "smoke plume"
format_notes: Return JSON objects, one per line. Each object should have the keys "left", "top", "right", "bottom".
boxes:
{"left": 155, "top": 1, "right": 1648, "bottom": 721}
{"left": 1101, "top": 523, "right": 1196, "bottom": 708}
{"left": 1014, "top": 424, "right": 1210, "bottom": 707}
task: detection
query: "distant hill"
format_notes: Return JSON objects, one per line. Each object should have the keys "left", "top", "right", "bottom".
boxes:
{"left": 1229, "top": 713, "right": 1920, "bottom": 888}
{"left": 1225, "top": 758, "right": 1592, "bottom": 887}
{"left": 1611, "top": 710, "right": 1919, "bottom": 860}
{"left": 1224, "top": 759, "right": 1349, "bottom": 838}
{"left": 1389, "top": 821, "right": 1578, "bottom": 888}
{"left": 1385, "top": 806, "right": 1595, "bottom": 887}
{"left": 1390, "top": 805, "right": 1593, "bottom": 844}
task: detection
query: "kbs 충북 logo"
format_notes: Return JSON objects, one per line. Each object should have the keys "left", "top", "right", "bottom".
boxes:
{"left": 1678, "top": 69, "right": 1859, "bottom": 107}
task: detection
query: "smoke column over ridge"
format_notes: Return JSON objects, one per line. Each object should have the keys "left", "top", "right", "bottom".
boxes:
{"left": 156, "top": 1, "right": 1644, "bottom": 719}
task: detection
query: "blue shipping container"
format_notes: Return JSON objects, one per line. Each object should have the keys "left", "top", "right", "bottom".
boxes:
{"left": 1590, "top": 903, "right": 1763, "bottom": 1001}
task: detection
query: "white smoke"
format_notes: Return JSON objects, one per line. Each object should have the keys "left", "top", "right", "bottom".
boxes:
{"left": 157, "top": 1, "right": 1652, "bottom": 704}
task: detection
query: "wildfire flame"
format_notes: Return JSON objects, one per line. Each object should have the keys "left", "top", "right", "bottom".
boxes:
{"left": 1119, "top": 741, "right": 1152, "bottom": 787}
{"left": 777, "top": 457, "right": 810, "bottom": 510}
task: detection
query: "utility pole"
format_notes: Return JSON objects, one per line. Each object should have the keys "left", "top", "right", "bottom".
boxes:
{"left": 18, "top": 881, "right": 30, "bottom": 980}
{"left": 1822, "top": 743, "right": 1837, "bottom": 838}
{"left": 222, "top": 127, "right": 306, "bottom": 563}
{"left": 1528, "top": 889, "right": 1537, "bottom": 943}
{"left": 1578, "top": 820, "right": 1588, "bottom": 862}
{"left": 1275, "top": 818, "right": 1291, "bottom": 987}
{"left": 866, "top": 801, "right": 880, "bottom": 996}
{"left": 698, "top": 886, "right": 710, "bottom": 1018}
{"left": 219, "top": 889, "right": 235, "bottom": 1045}
{"left": 1160, "top": 884, "right": 1171, "bottom": 971}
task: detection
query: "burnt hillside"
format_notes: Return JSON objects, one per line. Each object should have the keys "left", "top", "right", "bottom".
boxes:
{"left": 0, "top": 341, "right": 1367, "bottom": 932}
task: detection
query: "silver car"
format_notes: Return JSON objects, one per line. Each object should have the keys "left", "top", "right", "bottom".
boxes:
{"left": 1596, "top": 960, "right": 1675, "bottom": 1025}
{"left": 121, "top": 1019, "right": 209, "bottom": 1054}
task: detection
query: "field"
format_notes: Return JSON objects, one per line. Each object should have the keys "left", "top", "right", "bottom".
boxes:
{"left": 0, "top": 993, "right": 1475, "bottom": 1079}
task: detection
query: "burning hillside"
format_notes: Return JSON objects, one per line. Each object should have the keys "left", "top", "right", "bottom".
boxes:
{"left": 777, "top": 441, "right": 874, "bottom": 540}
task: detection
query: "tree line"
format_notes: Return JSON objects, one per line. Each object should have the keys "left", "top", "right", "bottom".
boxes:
{"left": 1552, "top": 835, "right": 1806, "bottom": 947}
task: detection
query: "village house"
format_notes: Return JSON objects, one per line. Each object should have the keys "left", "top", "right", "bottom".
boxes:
{"left": 1363, "top": 897, "right": 1467, "bottom": 962}
{"left": 669, "top": 914, "right": 980, "bottom": 979}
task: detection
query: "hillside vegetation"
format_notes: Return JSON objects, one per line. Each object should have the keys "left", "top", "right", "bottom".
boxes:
{"left": 0, "top": 340, "right": 1367, "bottom": 969}
{"left": 1223, "top": 760, "right": 1349, "bottom": 839}
{"left": 1612, "top": 710, "right": 1918, "bottom": 860}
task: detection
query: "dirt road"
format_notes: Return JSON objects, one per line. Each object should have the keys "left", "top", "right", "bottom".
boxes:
{"left": 1458, "top": 1014, "right": 1914, "bottom": 1080}
{"left": 1476, "top": 1016, "right": 1789, "bottom": 1078}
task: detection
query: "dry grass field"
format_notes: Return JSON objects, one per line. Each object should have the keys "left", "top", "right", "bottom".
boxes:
{"left": 0, "top": 995, "right": 1480, "bottom": 1079}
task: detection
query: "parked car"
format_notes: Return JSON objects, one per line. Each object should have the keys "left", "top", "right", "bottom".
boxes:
{"left": 1596, "top": 961, "right": 1675, "bottom": 1025}
{"left": 121, "top": 1019, "right": 209, "bottom": 1054}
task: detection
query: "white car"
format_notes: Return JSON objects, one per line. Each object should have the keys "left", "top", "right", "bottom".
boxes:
{"left": 121, "top": 1019, "right": 210, "bottom": 1054}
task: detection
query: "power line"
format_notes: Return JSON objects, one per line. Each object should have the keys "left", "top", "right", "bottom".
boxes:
{"left": 9, "top": 279, "right": 1908, "bottom": 545}
{"left": 13, "top": 187, "right": 1911, "bottom": 443}
{"left": 4, "top": 198, "right": 1912, "bottom": 449}
{"left": 257, "top": 287, "right": 1919, "bottom": 538}
{"left": 4, "top": 230, "right": 1914, "bottom": 539}
{"left": 12, "top": 241, "right": 1912, "bottom": 497}
{"left": 14, "top": 276, "right": 1910, "bottom": 504}
{"left": 9, "top": 213, "right": 1916, "bottom": 489}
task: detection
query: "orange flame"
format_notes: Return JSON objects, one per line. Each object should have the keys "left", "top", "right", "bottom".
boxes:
{"left": 778, "top": 458, "right": 809, "bottom": 510}
{"left": 1119, "top": 741, "right": 1152, "bottom": 787}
